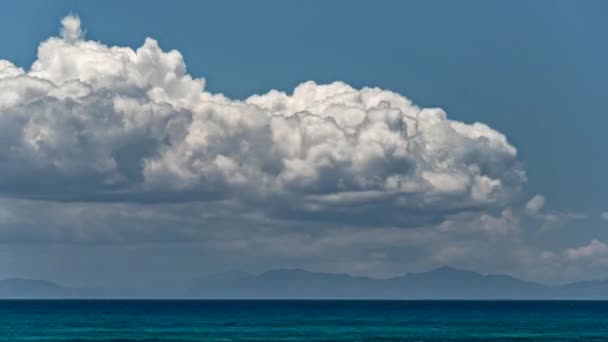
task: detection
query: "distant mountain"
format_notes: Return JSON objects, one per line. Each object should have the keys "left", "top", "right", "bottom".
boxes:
{"left": 0, "top": 278, "right": 81, "bottom": 298}
{"left": 193, "top": 270, "right": 252, "bottom": 285}
{"left": 5, "top": 267, "right": 608, "bottom": 299}
{"left": 190, "top": 267, "right": 549, "bottom": 299}
{"left": 387, "top": 266, "right": 547, "bottom": 299}
{"left": 193, "top": 269, "right": 379, "bottom": 299}
{"left": 556, "top": 280, "right": 608, "bottom": 299}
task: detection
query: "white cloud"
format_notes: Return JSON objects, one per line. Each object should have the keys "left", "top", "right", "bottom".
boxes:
{"left": 60, "top": 14, "right": 84, "bottom": 43}
{"left": 525, "top": 195, "right": 545, "bottom": 216}
{"left": 0, "top": 60, "right": 24, "bottom": 79}
{"left": 523, "top": 194, "right": 586, "bottom": 229}
{"left": 0, "top": 15, "right": 526, "bottom": 225}
{"left": 601, "top": 212, "right": 608, "bottom": 221}
{"left": 564, "top": 239, "right": 608, "bottom": 261}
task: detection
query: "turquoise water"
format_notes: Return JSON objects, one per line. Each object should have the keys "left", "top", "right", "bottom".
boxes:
{"left": 2, "top": 300, "right": 608, "bottom": 341}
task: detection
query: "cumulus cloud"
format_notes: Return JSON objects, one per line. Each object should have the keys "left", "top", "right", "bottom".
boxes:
{"left": 60, "top": 14, "right": 84, "bottom": 43}
{"left": 0, "top": 15, "right": 524, "bottom": 226}
{"left": 525, "top": 195, "right": 545, "bottom": 216}
{"left": 526, "top": 239, "right": 608, "bottom": 282}
{"left": 564, "top": 239, "right": 608, "bottom": 261}
{"left": 523, "top": 194, "right": 586, "bottom": 229}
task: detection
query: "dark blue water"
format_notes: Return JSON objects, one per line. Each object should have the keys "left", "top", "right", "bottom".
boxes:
{"left": 2, "top": 300, "right": 608, "bottom": 341}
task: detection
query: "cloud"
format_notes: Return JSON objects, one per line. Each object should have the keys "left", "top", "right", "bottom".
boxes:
{"left": 0, "top": 195, "right": 527, "bottom": 282}
{"left": 0, "top": 15, "right": 525, "bottom": 226}
{"left": 525, "top": 195, "right": 545, "bottom": 216}
{"left": 438, "top": 208, "right": 519, "bottom": 236}
{"left": 601, "top": 212, "right": 608, "bottom": 221}
{"left": 564, "top": 239, "right": 608, "bottom": 261}
{"left": 60, "top": 14, "right": 84, "bottom": 43}
{"left": 7, "top": 193, "right": 595, "bottom": 284}
{"left": 0, "top": 184, "right": 598, "bottom": 285}
{"left": 523, "top": 194, "right": 586, "bottom": 229}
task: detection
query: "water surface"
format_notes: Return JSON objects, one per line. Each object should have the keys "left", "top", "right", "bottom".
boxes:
{"left": 1, "top": 300, "right": 608, "bottom": 341}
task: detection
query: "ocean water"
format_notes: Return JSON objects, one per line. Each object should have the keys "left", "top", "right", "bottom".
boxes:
{"left": 1, "top": 300, "right": 608, "bottom": 341}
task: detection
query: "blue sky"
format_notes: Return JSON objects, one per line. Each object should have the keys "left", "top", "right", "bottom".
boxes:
{"left": 0, "top": 1, "right": 607, "bottom": 287}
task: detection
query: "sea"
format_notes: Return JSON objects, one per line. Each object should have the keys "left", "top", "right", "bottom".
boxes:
{"left": 1, "top": 300, "right": 608, "bottom": 341}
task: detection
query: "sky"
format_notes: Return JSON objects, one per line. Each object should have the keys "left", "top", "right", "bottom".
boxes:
{"left": 0, "top": 0, "right": 607, "bottom": 289}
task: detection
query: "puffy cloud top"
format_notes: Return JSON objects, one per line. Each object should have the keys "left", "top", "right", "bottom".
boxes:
{"left": 60, "top": 14, "right": 84, "bottom": 43}
{"left": 0, "top": 16, "right": 524, "bottom": 225}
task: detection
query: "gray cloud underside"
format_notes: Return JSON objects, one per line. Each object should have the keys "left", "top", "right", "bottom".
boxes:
{"left": 0, "top": 196, "right": 603, "bottom": 284}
